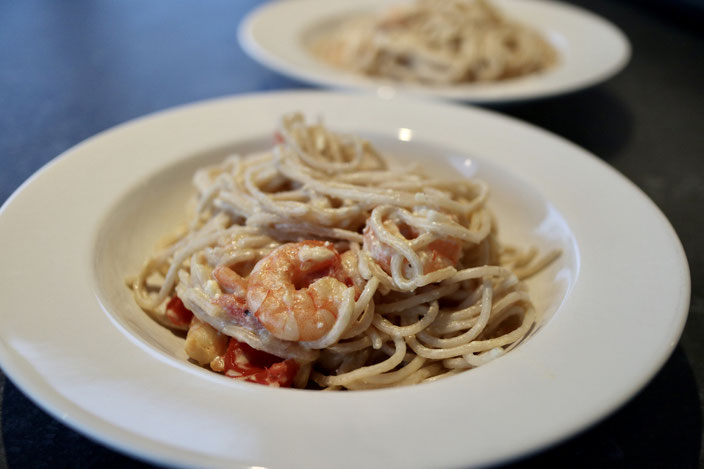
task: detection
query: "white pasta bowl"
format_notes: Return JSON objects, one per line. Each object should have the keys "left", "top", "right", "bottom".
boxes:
{"left": 239, "top": 0, "right": 631, "bottom": 103}
{"left": 0, "top": 91, "right": 688, "bottom": 469}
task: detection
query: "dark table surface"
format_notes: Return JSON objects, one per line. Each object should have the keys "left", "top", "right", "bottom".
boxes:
{"left": 1, "top": 1, "right": 703, "bottom": 467}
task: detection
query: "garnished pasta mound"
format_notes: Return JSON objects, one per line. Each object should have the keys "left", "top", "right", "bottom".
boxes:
{"left": 310, "top": 0, "right": 556, "bottom": 84}
{"left": 129, "top": 113, "right": 558, "bottom": 389}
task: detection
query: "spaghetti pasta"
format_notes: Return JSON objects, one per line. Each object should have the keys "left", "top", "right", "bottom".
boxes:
{"left": 129, "top": 113, "right": 557, "bottom": 389}
{"left": 310, "top": 0, "right": 556, "bottom": 84}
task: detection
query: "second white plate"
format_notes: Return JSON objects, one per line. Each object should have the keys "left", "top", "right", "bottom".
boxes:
{"left": 239, "top": 0, "right": 631, "bottom": 103}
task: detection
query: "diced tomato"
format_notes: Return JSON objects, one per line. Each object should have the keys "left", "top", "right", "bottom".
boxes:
{"left": 165, "top": 296, "right": 193, "bottom": 327}
{"left": 223, "top": 338, "right": 299, "bottom": 387}
{"left": 273, "top": 131, "right": 284, "bottom": 144}
{"left": 237, "top": 340, "right": 285, "bottom": 369}
{"left": 247, "top": 361, "right": 299, "bottom": 387}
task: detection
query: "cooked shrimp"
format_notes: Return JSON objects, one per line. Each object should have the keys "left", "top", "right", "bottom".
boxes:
{"left": 247, "top": 241, "right": 354, "bottom": 342}
{"left": 212, "top": 265, "right": 250, "bottom": 322}
{"left": 341, "top": 249, "right": 365, "bottom": 298}
{"left": 363, "top": 220, "right": 462, "bottom": 275}
{"left": 213, "top": 265, "right": 247, "bottom": 297}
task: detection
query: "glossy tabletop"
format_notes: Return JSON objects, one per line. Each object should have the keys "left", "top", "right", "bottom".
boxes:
{"left": 0, "top": 1, "right": 702, "bottom": 467}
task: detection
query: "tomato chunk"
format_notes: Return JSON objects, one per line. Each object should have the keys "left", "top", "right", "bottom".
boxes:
{"left": 223, "top": 339, "right": 298, "bottom": 387}
{"left": 247, "top": 361, "right": 300, "bottom": 387}
{"left": 273, "top": 131, "right": 285, "bottom": 144}
{"left": 165, "top": 296, "right": 193, "bottom": 327}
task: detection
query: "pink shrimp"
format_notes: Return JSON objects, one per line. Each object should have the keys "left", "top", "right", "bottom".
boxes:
{"left": 341, "top": 250, "right": 365, "bottom": 298}
{"left": 363, "top": 221, "right": 462, "bottom": 275}
{"left": 246, "top": 241, "right": 353, "bottom": 342}
{"left": 213, "top": 264, "right": 248, "bottom": 297}
{"left": 213, "top": 265, "right": 249, "bottom": 322}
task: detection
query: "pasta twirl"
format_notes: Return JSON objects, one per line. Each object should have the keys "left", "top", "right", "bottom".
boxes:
{"left": 129, "top": 113, "right": 558, "bottom": 389}
{"left": 310, "top": 0, "right": 556, "bottom": 85}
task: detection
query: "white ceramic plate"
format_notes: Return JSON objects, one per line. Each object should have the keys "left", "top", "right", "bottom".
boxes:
{"left": 239, "top": 0, "right": 631, "bottom": 103}
{"left": 0, "top": 92, "right": 688, "bottom": 469}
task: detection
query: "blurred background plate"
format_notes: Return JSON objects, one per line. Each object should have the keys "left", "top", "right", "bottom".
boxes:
{"left": 239, "top": 0, "right": 631, "bottom": 103}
